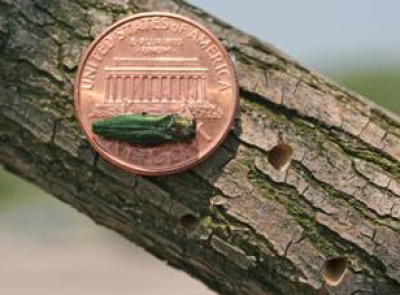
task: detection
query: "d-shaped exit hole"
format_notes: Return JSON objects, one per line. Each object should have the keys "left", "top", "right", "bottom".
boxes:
{"left": 268, "top": 143, "right": 294, "bottom": 171}
{"left": 180, "top": 214, "right": 199, "bottom": 232}
{"left": 321, "top": 257, "right": 348, "bottom": 287}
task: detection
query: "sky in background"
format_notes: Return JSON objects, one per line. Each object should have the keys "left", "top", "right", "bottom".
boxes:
{"left": 188, "top": 0, "right": 400, "bottom": 72}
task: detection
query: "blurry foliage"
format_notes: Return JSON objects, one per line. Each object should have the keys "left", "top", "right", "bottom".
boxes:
{"left": 0, "top": 168, "right": 21, "bottom": 202}
{"left": 0, "top": 167, "right": 41, "bottom": 205}
{"left": 332, "top": 67, "right": 400, "bottom": 115}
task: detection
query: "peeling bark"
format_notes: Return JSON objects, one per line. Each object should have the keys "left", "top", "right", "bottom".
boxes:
{"left": 1, "top": 0, "right": 400, "bottom": 294}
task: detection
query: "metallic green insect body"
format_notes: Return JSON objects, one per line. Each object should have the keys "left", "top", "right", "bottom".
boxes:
{"left": 92, "top": 114, "right": 196, "bottom": 146}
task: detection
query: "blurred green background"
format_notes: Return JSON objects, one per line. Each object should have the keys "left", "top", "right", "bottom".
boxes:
{"left": 333, "top": 67, "right": 400, "bottom": 114}
{"left": 0, "top": 1, "right": 399, "bottom": 294}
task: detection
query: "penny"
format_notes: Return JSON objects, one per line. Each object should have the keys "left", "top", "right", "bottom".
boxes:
{"left": 75, "top": 12, "right": 238, "bottom": 176}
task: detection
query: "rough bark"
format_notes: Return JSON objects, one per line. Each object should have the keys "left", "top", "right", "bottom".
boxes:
{"left": 1, "top": 0, "right": 400, "bottom": 294}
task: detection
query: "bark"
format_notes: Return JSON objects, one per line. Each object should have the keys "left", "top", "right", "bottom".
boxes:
{"left": 1, "top": 0, "right": 400, "bottom": 294}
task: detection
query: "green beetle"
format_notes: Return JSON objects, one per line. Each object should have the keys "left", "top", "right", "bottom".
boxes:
{"left": 92, "top": 113, "right": 196, "bottom": 146}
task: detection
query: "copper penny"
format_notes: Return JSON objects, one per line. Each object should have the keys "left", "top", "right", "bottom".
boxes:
{"left": 75, "top": 12, "right": 238, "bottom": 176}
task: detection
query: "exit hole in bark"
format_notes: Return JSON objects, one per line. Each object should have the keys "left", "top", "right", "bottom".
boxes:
{"left": 268, "top": 143, "right": 293, "bottom": 171}
{"left": 180, "top": 214, "right": 199, "bottom": 232}
{"left": 321, "top": 257, "right": 348, "bottom": 287}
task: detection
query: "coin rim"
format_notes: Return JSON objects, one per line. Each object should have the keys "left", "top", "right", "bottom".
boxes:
{"left": 74, "top": 12, "right": 239, "bottom": 176}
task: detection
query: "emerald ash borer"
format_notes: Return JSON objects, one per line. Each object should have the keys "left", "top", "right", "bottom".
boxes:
{"left": 92, "top": 113, "right": 196, "bottom": 146}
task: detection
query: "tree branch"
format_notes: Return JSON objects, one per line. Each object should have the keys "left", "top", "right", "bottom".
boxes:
{"left": 1, "top": 0, "right": 400, "bottom": 294}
